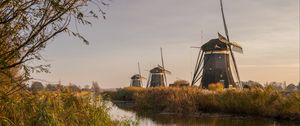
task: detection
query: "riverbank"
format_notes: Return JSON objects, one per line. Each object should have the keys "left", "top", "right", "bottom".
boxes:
{"left": 103, "top": 87, "right": 300, "bottom": 121}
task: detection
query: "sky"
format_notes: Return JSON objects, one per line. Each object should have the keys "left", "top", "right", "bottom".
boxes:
{"left": 33, "top": 0, "right": 299, "bottom": 88}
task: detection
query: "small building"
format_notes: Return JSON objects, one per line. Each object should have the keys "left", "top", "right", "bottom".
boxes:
{"left": 130, "top": 74, "right": 142, "bottom": 87}
{"left": 241, "top": 80, "right": 263, "bottom": 89}
{"left": 169, "top": 80, "right": 190, "bottom": 87}
{"left": 147, "top": 66, "right": 170, "bottom": 87}
{"left": 286, "top": 84, "right": 297, "bottom": 92}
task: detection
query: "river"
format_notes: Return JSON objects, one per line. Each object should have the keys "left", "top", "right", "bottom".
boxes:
{"left": 108, "top": 102, "right": 299, "bottom": 126}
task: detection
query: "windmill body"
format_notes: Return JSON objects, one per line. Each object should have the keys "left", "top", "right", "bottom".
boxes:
{"left": 130, "top": 74, "right": 142, "bottom": 87}
{"left": 148, "top": 66, "right": 166, "bottom": 87}
{"left": 201, "top": 38, "right": 235, "bottom": 88}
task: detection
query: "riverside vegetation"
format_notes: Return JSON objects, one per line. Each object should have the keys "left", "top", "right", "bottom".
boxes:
{"left": 0, "top": 87, "right": 135, "bottom": 126}
{"left": 103, "top": 86, "right": 300, "bottom": 121}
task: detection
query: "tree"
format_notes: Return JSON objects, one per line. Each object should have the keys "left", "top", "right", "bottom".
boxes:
{"left": 169, "top": 80, "right": 190, "bottom": 87}
{"left": 67, "top": 83, "right": 81, "bottom": 92}
{"left": 0, "top": 0, "right": 108, "bottom": 95}
{"left": 82, "top": 85, "right": 90, "bottom": 91}
{"left": 31, "top": 81, "right": 44, "bottom": 93}
{"left": 91, "top": 81, "right": 101, "bottom": 94}
{"left": 46, "top": 84, "right": 57, "bottom": 91}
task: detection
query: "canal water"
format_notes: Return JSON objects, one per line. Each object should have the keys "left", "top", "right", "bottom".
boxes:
{"left": 108, "top": 102, "right": 299, "bottom": 126}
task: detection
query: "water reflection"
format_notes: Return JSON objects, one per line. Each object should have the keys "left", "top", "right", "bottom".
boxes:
{"left": 109, "top": 101, "right": 299, "bottom": 126}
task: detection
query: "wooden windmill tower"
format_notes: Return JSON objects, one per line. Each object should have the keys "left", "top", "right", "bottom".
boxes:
{"left": 191, "top": 0, "right": 243, "bottom": 88}
{"left": 146, "top": 48, "right": 171, "bottom": 87}
{"left": 130, "top": 62, "right": 146, "bottom": 87}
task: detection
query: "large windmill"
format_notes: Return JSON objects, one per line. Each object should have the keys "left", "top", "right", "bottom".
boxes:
{"left": 191, "top": 0, "right": 243, "bottom": 88}
{"left": 130, "top": 62, "right": 146, "bottom": 87}
{"left": 146, "top": 48, "right": 171, "bottom": 87}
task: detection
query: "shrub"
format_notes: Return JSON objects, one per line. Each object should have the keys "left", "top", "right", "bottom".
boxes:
{"left": 208, "top": 82, "right": 224, "bottom": 91}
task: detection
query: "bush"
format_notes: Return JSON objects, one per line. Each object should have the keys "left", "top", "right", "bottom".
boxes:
{"left": 208, "top": 82, "right": 224, "bottom": 91}
{"left": 103, "top": 87, "right": 144, "bottom": 101}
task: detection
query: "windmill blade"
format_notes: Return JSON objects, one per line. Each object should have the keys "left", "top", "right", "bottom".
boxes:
{"left": 146, "top": 74, "right": 151, "bottom": 88}
{"left": 231, "top": 42, "right": 243, "bottom": 53}
{"left": 141, "top": 76, "right": 147, "bottom": 80}
{"left": 218, "top": 32, "right": 230, "bottom": 44}
{"left": 160, "top": 48, "right": 168, "bottom": 86}
{"left": 220, "top": 0, "right": 230, "bottom": 41}
{"left": 157, "top": 64, "right": 172, "bottom": 75}
{"left": 219, "top": 0, "right": 241, "bottom": 86}
{"left": 190, "top": 46, "right": 202, "bottom": 48}
{"left": 164, "top": 69, "right": 172, "bottom": 75}
{"left": 138, "top": 62, "right": 141, "bottom": 76}
{"left": 229, "top": 46, "right": 241, "bottom": 87}
{"left": 218, "top": 33, "right": 243, "bottom": 53}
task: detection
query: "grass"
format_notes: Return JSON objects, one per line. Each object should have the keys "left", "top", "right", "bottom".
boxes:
{"left": 0, "top": 90, "right": 131, "bottom": 126}
{"left": 104, "top": 86, "right": 300, "bottom": 120}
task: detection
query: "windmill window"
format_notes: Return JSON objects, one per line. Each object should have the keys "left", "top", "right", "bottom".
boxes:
{"left": 220, "top": 74, "right": 223, "bottom": 78}
{"left": 219, "top": 56, "right": 222, "bottom": 59}
{"left": 209, "top": 68, "right": 212, "bottom": 70}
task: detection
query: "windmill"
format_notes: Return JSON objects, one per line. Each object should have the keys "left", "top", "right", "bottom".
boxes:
{"left": 191, "top": 0, "right": 243, "bottom": 88}
{"left": 130, "top": 62, "right": 146, "bottom": 87}
{"left": 146, "top": 48, "right": 171, "bottom": 87}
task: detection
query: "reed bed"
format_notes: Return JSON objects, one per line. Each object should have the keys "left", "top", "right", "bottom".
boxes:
{"left": 105, "top": 87, "right": 300, "bottom": 120}
{"left": 0, "top": 90, "right": 129, "bottom": 126}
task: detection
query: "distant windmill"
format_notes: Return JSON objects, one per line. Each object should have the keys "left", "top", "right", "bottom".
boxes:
{"left": 146, "top": 48, "right": 171, "bottom": 87}
{"left": 191, "top": 0, "right": 243, "bottom": 88}
{"left": 130, "top": 62, "right": 146, "bottom": 87}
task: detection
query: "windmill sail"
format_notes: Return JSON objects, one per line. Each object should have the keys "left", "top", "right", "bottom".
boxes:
{"left": 218, "top": 33, "right": 243, "bottom": 53}
{"left": 160, "top": 48, "right": 168, "bottom": 86}
{"left": 231, "top": 42, "right": 243, "bottom": 53}
{"left": 157, "top": 64, "right": 171, "bottom": 74}
{"left": 219, "top": 0, "right": 241, "bottom": 87}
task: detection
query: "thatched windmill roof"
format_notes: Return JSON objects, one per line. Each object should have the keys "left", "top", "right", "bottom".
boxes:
{"left": 150, "top": 66, "right": 164, "bottom": 73}
{"left": 201, "top": 39, "right": 228, "bottom": 51}
{"left": 131, "top": 74, "right": 141, "bottom": 79}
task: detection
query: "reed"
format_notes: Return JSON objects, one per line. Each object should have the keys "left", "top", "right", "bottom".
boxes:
{"left": 106, "top": 87, "right": 300, "bottom": 120}
{"left": 0, "top": 90, "right": 130, "bottom": 126}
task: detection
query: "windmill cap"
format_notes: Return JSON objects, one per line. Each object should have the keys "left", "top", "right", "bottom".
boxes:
{"left": 150, "top": 67, "right": 164, "bottom": 73}
{"left": 131, "top": 74, "right": 141, "bottom": 79}
{"left": 201, "top": 38, "right": 228, "bottom": 52}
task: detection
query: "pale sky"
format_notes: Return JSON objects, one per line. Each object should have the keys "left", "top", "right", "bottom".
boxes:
{"left": 33, "top": 0, "right": 299, "bottom": 88}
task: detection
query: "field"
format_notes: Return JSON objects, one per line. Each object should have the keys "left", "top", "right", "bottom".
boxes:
{"left": 103, "top": 87, "right": 300, "bottom": 121}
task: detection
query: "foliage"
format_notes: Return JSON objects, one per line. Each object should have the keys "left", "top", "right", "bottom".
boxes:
{"left": 30, "top": 81, "right": 44, "bottom": 93}
{"left": 208, "top": 82, "right": 224, "bottom": 91}
{"left": 91, "top": 81, "right": 101, "bottom": 95}
{"left": 67, "top": 83, "right": 81, "bottom": 92}
{"left": 0, "top": 0, "right": 108, "bottom": 96}
{"left": 103, "top": 87, "right": 143, "bottom": 101}
{"left": 106, "top": 87, "right": 300, "bottom": 120}
{"left": 169, "top": 80, "right": 190, "bottom": 87}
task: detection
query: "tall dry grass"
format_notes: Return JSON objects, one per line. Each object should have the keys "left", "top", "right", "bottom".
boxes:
{"left": 0, "top": 90, "right": 128, "bottom": 126}
{"left": 105, "top": 87, "right": 300, "bottom": 120}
